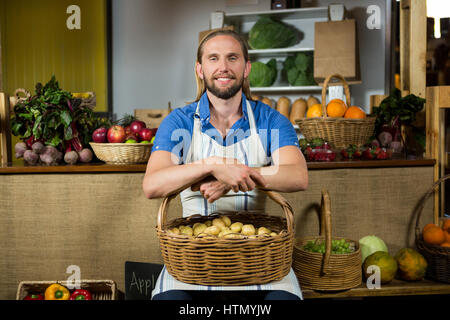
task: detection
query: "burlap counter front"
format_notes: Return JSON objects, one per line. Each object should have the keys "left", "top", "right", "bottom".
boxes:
{"left": 0, "top": 166, "right": 434, "bottom": 299}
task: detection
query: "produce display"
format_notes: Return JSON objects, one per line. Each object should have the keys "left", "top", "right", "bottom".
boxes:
{"left": 394, "top": 248, "right": 428, "bottom": 281}
{"left": 302, "top": 238, "right": 356, "bottom": 254}
{"left": 92, "top": 118, "right": 157, "bottom": 144}
{"left": 23, "top": 283, "right": 92, "bottom": 300}
{"left": 298, "top": 137, "right": 336, "bottom": 162}
{"left": 363, "top": 251, "right": 398, "bottom": 284}
{"left": 248, "top": 17, "right": 298, "bottom": 49}
{"left": 11, "top": 76, "right": 105, "bottom": 165}
{"left": 359, "top": 235, "right": 389, "bottom": 263}
{"left": 248, "top": 59, "right": 277, "bottom": 87}
{"left": 167, "top": 215, "right": 280, "bottom": 240}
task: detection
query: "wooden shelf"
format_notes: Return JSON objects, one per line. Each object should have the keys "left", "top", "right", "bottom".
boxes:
{"left": 224, "top": 7, "right": 328, "bottom": 24}
{"left": 248, "top": 47, "right": 314, "bottom": 58}
{"left": 250, "top": 85, "right": 322, "bottom": 93}
{"left": 303, "top": 278, "right": 450, "bottom": 299}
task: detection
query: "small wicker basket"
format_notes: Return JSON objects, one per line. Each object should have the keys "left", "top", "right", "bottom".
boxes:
{"left": 415, "top": 174, "right": 450, "bottom": 283}
{"left": 16, "top": 280, "right": 117, "bottom": 300}
{"left": 90, "top": 142, "right": 152, "bottom": 164}
{"left": 156, "top": 189, "right": 294, "bottom": 286}
{"left": 293, "top": 190, "right": 362, "bottom": 291}
{"left": 296, "top": 74, "right": 376, "bottom": 149}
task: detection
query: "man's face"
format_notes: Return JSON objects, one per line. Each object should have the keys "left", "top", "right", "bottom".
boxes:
{"left": 196, "top": 35, "right": 251, "bottom": 100}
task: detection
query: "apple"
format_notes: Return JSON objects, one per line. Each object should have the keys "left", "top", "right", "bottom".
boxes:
{"left": 130, "top": 120, "right": 146, "bottom": 134}
{"left": 124, "top": 125, "right": 132, "bottom": 136}
{"left": 150, "top": 127, "right": 158, "bottom": 136}
{"left": 92, "top": 127, "right": 107, "bottom": 143}
{"left": 126, "top": 132, "right": 139, "bottom": 142}
{"left": 107, "top": 125, "right": 126, "bottom": 143}
{"left": 138, "top": 127, "right": 154, "bottom": 141}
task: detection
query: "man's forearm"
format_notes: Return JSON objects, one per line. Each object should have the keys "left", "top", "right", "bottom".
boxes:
{"left": 253, "top": 164, "right": 308, "bottom": 192}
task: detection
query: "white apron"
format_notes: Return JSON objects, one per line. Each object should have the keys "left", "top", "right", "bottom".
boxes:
{"left": 152, "top": 98, "right": 303, "bottom": 299}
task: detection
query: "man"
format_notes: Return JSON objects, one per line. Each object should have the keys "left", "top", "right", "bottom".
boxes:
{"left": 143, "top": 29, "right": 308, "bottom": 300}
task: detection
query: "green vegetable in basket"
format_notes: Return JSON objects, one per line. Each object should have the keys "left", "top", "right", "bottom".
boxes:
{"left": 248, "top": 17, "right": 298, "bottom": 49}
{"left": 303, "top": 239, "right": 354, "bottom": 254}
{"left": 249, "top": 59, "right": 277, "bottom": 87}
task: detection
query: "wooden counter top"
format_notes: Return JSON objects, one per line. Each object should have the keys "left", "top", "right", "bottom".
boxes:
{"left": 0, "top": 159, "right": 435, "bottom": 174}
{"left": 303, "top": 278, "right": 450, "bottom": 299}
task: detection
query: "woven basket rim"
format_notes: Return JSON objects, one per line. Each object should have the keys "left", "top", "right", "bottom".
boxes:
{"left": 294, "top": 236, "right": 361, "bottom": 257}
{"left": 89, "top": 142, "right": 153, "bottom": 147}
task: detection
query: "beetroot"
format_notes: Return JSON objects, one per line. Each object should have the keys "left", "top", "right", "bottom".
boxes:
{"left": 39, "top": 146, "right": 60, "bottom": 165}
{"left": 78, "top": 148, "right": 93, "bottom": 163}
{"left": 389, "top": 141, "right": 402, "bottom": 153}
{"left": 31, "top": 141, "right": 45, "bottom": 154}
{"left": 378, "top": 131, "right": 393, "bottom": 147}
{"left": 23, "top": 150, "right": 39, "bottom": 165}
{"left": 64, "top": 151, "right": 79, "bottom": 164}
{"left": 14, "top": 142, "right": 28, "bottom": 158}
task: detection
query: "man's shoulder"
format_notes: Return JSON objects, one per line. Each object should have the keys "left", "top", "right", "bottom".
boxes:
{"left": 160, "top": 101, "right": 196, "bottom": 129}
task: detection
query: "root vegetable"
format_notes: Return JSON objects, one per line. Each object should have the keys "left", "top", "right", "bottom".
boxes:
{"left": 212, "top": 218, "right": 226, "bottom": 229}
{"left": 78, "top": 148, "right": 93, "bottom": 163}
{"left": 203, "top": 226, "right": 220, "bottom": 236}
{"left": 23, "top": 150, "right": 39, "bottom": 165}
{"left": 193, "top": 223, "right": 207, "bottom": 236}
{"left": 221, "top": 216, "right": 231, "bottom": 227}
{"left": 230, "top": 222, "right": 243, "bottom": 233}
{"left": 205, "top": 220, "right": 212, "bottom": 227}
{"left": 180, "top": 226, "right": 193, "bottom": 236}
{"left": 389, "top": 141, "right": 402, "bottom": 153}
{"left": 168, "top": 227, "right": 180, "bottom": 235}
{"left": 257, "top": 227, "right": 271, "bottom": 235}
{"left": 15, "top": 142, "right": 28, "bottom": 158}
{"left": 31, "top": 142, "right": 45, "bottom": 154}
{"left": 378, "top": 131, "right": 393, "bottom": 147}
{"left": 241, "top": 224, "right": 256, "bottom": 236}
{"left": 64, "top": 151, "right": 79, "bottom": 165}
{"left": 270, "top": 232, "right": 278, "bottom": 237}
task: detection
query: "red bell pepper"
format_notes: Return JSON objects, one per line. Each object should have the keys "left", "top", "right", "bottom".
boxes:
{"left": 69, "top": 289, "right": 92, "bottom": 300}
{"left": 24, "top": 294, "right": 44, "bottom": 300}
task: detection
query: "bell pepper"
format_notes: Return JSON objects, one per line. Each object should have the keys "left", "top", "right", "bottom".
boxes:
{"left": 24, "top": 294, "right": 44, "bottom": 300}
{"left": 44, "top": 284, "right": 70, "bottom": 300}
{"left": 69, "top": 289, "right": 92, "bottom": 300}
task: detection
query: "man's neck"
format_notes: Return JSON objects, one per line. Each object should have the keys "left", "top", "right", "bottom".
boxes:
{"left": 206, "top": 90, "right": 243, "bottom": 136}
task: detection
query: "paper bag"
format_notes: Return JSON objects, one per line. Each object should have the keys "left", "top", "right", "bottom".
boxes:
{"left": 314, "top": 19, "right": 361, "bottom": 84}
{"left": 134, "top": 106, "right": 171, "bottom": 129}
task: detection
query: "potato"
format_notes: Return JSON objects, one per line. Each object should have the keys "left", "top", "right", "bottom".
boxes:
{"left": 203, "top": 226, "right": 220, "bottom": 236}
{"left": 221, "top": 216, "right": 232, "bottom": 227}
{"left": 257, "top": 227, "right": 271, "bottom": 235}
{"left": 205, "top": 220, "right": 212, "bottom": 227}
{"left": 193, "top": 223, "right": 207, "bottom": 236}
{"left": 168, "top": 227, "right": 180, "bottom": 235}
{"left": 218, "top": 228, "right": 233, "bottom": 238}
{"left": 212, "top": 218, "right": 226, "bottom": 229}
{"left": 230, "top": 222, "right": 243, "bottom": 233}
{"left": 180, "top": 226, "right": 193, "bottom": 236}
{"left": 241, "top": 224, "right": 256, "bottom": 236}
{"left": 270, "top": 232, "right": 278, "bottom": 237}
{"left": 223, "top": 233, "right": 245, "bottom": 240}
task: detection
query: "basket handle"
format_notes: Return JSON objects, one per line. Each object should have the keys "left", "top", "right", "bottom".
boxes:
{"left": 414, "top": 174, "right": 450, "bottom": 240}
{"left": 319, "top": 189, "right": 333, "bottom": 275}
{"left": 156, "top": 188, "right": 294, "bottom": 233}
{"left": 321, "top": 74, "right": 351, "bottom": 117}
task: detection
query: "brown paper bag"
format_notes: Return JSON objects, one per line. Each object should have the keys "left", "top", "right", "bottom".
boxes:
{"left": 314, "top": 19, "right": 361, "bottom": 84}
{"left": 134, "top": 106, "right": 171, "bottom": 129}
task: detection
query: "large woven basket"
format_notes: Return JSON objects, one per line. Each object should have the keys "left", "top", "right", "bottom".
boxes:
{"left": 293, "top": 190, "right": 362, "bottom": 291}
{"left": 415, "top": 174, "right": 450, "bottom": 283}
{"left": 296, "top": 74, "right": 376, "bottom": 149}
{"left": 90, "top": 142, "right": 152, "bottom": 164}
{"left": 156, "top": 189, "right": 294, "bottom": 286}
{"left": 16, "top": 279, "right": 117, "bottom": 300}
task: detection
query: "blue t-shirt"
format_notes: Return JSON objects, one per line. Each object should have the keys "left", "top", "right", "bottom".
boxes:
{"left": 152, "top": 92, "right": 299, "bottom": 164}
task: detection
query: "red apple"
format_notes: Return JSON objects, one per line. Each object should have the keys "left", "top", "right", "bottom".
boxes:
{"left": 138, "top": 127, "right": 154, "bottom": 141}
{"left": 107, "top": 125, "right": 126, "bottom": 143}
{"left": 92, "top": 127, "right": 107, "bottom": 143}
{"left": 150, "top": 128, "right": 158, "bottom": 136}
{"left": 130, "top": 120, "right": 146, "bottom": 134}
{"left": 126, "top": 132, "right": 139, "bottom": 142}
{"left": 124, "top": 125, "right": 132, "bottom": 136}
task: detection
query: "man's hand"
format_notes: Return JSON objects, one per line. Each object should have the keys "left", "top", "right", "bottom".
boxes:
{"left": 191, "top": 177, "right": 231, "bottom": 203}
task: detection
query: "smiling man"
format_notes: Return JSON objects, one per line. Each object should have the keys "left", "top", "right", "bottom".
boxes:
{"left": 142, "top": 29, "right": 308, "bottom": 300}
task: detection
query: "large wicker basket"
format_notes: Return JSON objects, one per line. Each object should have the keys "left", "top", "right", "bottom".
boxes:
{"left": 415, "top": 174, "right": 450, "bottom": 283}
{"left": 296, "top": 74, "right": 376, "bottom": 149}
{"left": 90, "top": 142, "right": 152, "bottom": 164}
{"left": 156, "top": 189, "right": 294, "bottom": 286}
{"left": 293, "top": 190, "right": 362, "bottom": 291}
{"left": 16, "top": 279, "right": 117, "bottom": 300}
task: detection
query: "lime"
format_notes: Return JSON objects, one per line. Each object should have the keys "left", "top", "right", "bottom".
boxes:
{"left": 125, "top": 139, "right": 137, "bottom": 143}
{"left": 140, "top": 140, "right": 150, "bottom": 144}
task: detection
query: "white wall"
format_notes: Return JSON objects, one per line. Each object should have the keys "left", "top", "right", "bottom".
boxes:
{"left": 112, "top": 0, "right": 390, "bottom": 118}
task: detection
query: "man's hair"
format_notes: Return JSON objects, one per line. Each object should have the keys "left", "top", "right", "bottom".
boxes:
{"left": 194, "top": 29, "right": 253, "bottom": 101}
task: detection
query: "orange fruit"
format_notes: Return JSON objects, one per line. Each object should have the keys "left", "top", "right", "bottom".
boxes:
{"left": 443, "top": 219, "right": 450, "bottom": 232}
{"left": 423, "top": 223, "right": 437, "bottom": 233}
{"left": 444, "top": 230, "right": 450, "bottom": 243}
{"left": 306, "top": 104, "right": 323, "bottom": 118}
{"left": 441, "top": 242, "right": 450, "bottom": 248}
{"left": 344, "top": 106, "right": 366, "bottom": 119}
{"left": 423, "top": 226, "right": 446, "bottom": 245}
{"left": 326, "top": 99, "right": 347, "bottom": 117}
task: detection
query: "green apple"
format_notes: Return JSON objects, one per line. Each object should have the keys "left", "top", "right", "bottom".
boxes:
{"left": 125, "top": 139, "right": 137, "bottom": 143}
{"left": 140, "top": 140, "right": 150, "bottom": 144}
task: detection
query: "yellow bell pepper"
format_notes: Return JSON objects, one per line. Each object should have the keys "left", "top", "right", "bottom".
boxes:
{"left": 44, "top": 283, "right": 70, "bottom": 300}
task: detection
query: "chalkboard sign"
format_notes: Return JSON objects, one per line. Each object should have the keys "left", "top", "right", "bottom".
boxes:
{"left": 125, "top": 261, "right": 163, "bottom": 300}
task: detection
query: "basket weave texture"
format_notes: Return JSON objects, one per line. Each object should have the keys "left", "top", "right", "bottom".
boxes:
{"left": 90, "top": 142, "right": 152, "bottom": 164}
{"left": 415, "top": 174, "right": 450, "bottom": 283}
{"left": 16, "top": 280, "right": 117, "bottom": 300}
{"left": 292, "top": 190, "right": 362, "bottom": 291}
{"left": 156, "top": 189, "right": 294, "bottom": 286}
{"left": 296, "top": 74, "right": 375, "bottom": 149}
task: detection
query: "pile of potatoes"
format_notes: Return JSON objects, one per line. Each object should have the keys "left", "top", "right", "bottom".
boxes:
{"left": 167, "top": 215, "right": 279, "bottom": 240}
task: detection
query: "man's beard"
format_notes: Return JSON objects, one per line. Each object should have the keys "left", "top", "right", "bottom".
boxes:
{"left": 204, "top": 75, "right": 244, "bottom": 100}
